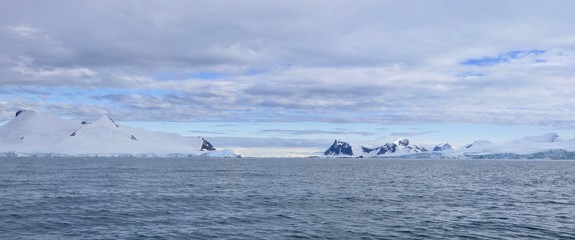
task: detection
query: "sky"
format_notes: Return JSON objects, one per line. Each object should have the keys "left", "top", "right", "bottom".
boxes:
{"left": 1, "top": 0, "right": 575, "bottom": 157}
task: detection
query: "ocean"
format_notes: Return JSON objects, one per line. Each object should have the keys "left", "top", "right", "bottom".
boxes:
{"left": 1, "top": 157, "right": 574, "bottom": 239}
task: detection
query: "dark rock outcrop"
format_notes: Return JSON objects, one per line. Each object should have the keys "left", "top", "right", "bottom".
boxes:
{"left": 377, "top": 143, "right": 398, "bottom": 155}
{"left": 414, "top": 145, "right": 428, "bottom": 152}
{"left": 324, "top": 140, "right": 353, "bottom": 156}
{"left": 433, "top": 143, "right": 453, "bottom": 151}
{"left": 15, "top": 110, "right": 34, "bottom": 118}
{"left": 107, "top": 116, "right": 119, "bottom": 128}
{"left": 200, "top": 138, "right": 216, "bottom": 151}
{"left": 465, "top": 140, "right": 492, "bottom": 149}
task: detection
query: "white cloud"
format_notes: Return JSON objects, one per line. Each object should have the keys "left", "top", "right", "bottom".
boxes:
{"left": 0, "top": 0, "right": 574, "bottom": 130}
{"left": 8, "top": 24, "right": 39, "bottom": 37}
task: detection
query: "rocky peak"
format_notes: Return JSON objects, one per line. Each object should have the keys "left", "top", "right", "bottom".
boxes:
{"left": 396, "top": 138, "right": 410, "bottom": 147}
{"left": 15, "top": 109, "right": 35, "bottom": 118}
{"left": 200, "top": 138, "right": 216, "bottom": 151}
{"left": 94, "top": 115, "right": 120, "bottom": 128}
{"left": 433, "top": 143, "right": 453, "bottom": 151}
{"left": 324, "top": 140, "right": 353, "bottom": 156}
{"left": 377, "top": 143, "right": 398, "bottom": 155}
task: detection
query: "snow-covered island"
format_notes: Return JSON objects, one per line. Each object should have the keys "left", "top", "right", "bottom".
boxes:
{"left": 323, "top": 133, "right": 575, "bottom": 160}
{"left": 0, "top": 110, "right": 239, "bottom": 158}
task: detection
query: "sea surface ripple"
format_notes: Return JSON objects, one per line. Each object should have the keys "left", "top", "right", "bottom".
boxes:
{"left": 1, "top": 158, "right": 574, "bottom": 239}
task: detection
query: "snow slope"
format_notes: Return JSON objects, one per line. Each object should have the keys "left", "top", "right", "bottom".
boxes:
{"left": 0, "top": 110, "right": 238, "bottom": 157}
{"left": 323, "top": 138, "right": 431, "bottom": 158}
{"left": 322, "top": 133, "right": 575, "bottom": 159}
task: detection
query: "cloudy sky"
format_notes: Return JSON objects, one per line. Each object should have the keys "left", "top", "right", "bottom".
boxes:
{"left": 1, "top": 0, "right": 575, "bottom": 156}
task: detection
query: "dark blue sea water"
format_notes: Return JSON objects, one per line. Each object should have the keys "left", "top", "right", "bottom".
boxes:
{"left": 1, "top": 158, "right": 574, "bottom": 239}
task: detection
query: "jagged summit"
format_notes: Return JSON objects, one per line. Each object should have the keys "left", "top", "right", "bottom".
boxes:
{"left": 323, "top": 138, "right": 428, "bottom": 157}
{"left": 395, "top": 138, "right": 410, "bottom": 147}
{"left": 321, "top": 132, "right": 575, "bottom": 159}
{"left": 433, "top": 143, "right": 452, "bottom": 151}
{"left": 324, "top": 140, "right": 354, "bottom": 156}
{"left": 200, "top": 138, "right": 216, "bottom": 151}
{"left": 94, "top": 115, "right": 120, "bottom": 128}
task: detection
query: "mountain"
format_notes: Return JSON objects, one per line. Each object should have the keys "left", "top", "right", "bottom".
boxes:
{"left": 394, "top": 138, "right": 429, "bottom": 154}
{"left": 323, "top": 138, "right": 429, "bottom": 158}
{"left": 433, "top": 143, "right": 452, "bottom": 151}
{"left": 322, "top": 133, "right": 575, "bottom": 159}
{"left": 324, "top": 140, "right": 354, "bottom": 156}
{"left": 0, "top": 110, "right": 238, "bottom": 157}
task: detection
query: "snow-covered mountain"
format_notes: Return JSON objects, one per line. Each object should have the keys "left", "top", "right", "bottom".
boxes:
{"left": 433, "top": 143, "right": 453, "bottom": 151}
{"left": 323, "top": 140, "right": 354, "bottom": 156}
{"left": 323, "top": 138, "right": 431, "bottom": 157}
{"left": 322, "top": 133, "right": 575, "bottom": 159}
{"left": 0, "top": 110, "right": 239, "bottom": 157}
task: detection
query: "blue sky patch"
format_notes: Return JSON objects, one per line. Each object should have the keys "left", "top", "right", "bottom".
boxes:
{"left": 462, "top": 49, "right": 546, "bottom": 66}
{"left": 189, "top": 72, "right": 225, "bottom": 80}
{"left": 455, "top": 72, "right": 486, "bottom": 78}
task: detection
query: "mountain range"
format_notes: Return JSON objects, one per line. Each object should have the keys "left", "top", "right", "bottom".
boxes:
{"left": 323, "top": 133, "right": 575, "bottom": 159}
{"left": 2, "top": 110, "right": 574, "bottom": 159}
{"left": 0, "top": 110, "right": 238, "bottom": 157}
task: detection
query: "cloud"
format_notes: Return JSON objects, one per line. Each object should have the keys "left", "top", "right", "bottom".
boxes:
{"left": 189, "top": 130, "right": 227, "bottom": 135}
{"left": 203, "top": 137, "right": 330, "bottom": 148}
{"left": 1, "top": 0, "right": 575, "bottom": 129}
{"left": 390, "top": 131, "right": 438, "bottom": 137}
{"left": 260, "top": 129, "right": 377, "bottom": 136}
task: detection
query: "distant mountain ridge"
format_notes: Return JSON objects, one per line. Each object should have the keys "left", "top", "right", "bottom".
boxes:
{"left": 322, "top": 133, "right": 575, "bottom": 159}
{"left": 323, "top": 138, "right": 437, "bottom": 157}
{"left": 0, "top": 110, "right": 238, "bottom": 157}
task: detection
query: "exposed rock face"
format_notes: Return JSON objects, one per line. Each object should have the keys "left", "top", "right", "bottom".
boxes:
{"left": 15, "top": 110, "right": 34, "bottom": 118}
{"left": 200, "top": 138, "right": 216, "bottom": 151}
{"left": 465, "top": 140, "right": 492, "bottom": 149}
{"left": 0, "top": 110, "right": 239, "bottom": 157}
{"left": 414, "top": 145, "right": 428, "bottom": 152}
{"left": 397, "top": 138, "right": 410, "bottom": 147}
{"left": 323, "top": 138, "right": 428, "bottom": 157}
{"left": 433, "top": 143, "right": 453, "bottom": 151}
{"left": 324, "top": 140, "right": 353, "bottom": 156}
{"left": 107, "top": 116, "right": 119, "bottom": 128}
{"left": 377, "top": 143, "right": 398, "bottom": 155}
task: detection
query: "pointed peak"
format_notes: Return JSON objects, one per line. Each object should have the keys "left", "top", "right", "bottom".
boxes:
{"left": 433, "top": 143, "right": 452, "bottom": 151}
{"left": 200, "top": 138, "right": 216, "bottom": 151}
{"left": 324, "top": 139, "right": 353, "bottom": 156}
{"left": 94, "top": 115, "right": 120, "bottom": 128}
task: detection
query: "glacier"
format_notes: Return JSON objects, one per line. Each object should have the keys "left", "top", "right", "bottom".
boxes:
{"left": 322, "top": 133, "right": 575, "bottom": 160}
{"left": 0, "top": 110, "right": 239, "bottom": 158}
